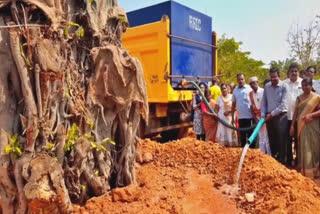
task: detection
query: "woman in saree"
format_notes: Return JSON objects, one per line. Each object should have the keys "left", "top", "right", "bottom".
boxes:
{"left": 215, "top": 84, "right": 238, "bottom": 147}
{"left": 290, "top": 78, "right": 320, "bottom": 179}
{"left": 193, "top": 82, "right": 206, "bottom": 140}
{"left": 201, "top": 89, "right": 218, "bottom": 142}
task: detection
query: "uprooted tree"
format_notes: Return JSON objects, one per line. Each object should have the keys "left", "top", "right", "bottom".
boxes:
{"left": 0, "top": 0, "right": 148, "bottom": 213}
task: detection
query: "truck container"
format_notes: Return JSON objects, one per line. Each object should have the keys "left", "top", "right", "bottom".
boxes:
{"left": 127, "top": 1, "right": 214, "bottom": 87}
{"left": 122, "top": 1, "right": 217, "bottom": 139}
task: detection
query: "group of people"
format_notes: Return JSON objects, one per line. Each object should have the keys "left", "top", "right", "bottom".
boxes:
{"left": 192, "top": 64, "right": 320, "bottom": 179}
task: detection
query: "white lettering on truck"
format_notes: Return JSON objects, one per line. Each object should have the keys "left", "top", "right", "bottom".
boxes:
{"left": 189, "top": 15, "right": 201, "bottom": 31}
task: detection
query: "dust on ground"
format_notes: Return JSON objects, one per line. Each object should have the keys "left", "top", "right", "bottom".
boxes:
{"left": 74, "top": 138, "right": 320, "bottom": 214}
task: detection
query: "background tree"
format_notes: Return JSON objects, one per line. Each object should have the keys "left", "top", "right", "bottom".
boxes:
{"left": 217, "top": 36, "right": 268, "bottom": 84}
{"left": 287, "top": 16, "right": 320, "bottom": 68}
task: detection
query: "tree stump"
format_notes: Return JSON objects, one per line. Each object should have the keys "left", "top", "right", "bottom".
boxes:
{"left": 0, "top": 0, "right": 148, "bottom": 213}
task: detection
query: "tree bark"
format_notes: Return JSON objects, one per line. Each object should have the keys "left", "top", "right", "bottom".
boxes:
{"left": 0, "top": 0, "right": 148, "bottom": 213}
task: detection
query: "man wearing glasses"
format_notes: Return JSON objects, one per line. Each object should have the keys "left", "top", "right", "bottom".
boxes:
{"left": 306, "top": 65, "right": 320, "bottom": 94}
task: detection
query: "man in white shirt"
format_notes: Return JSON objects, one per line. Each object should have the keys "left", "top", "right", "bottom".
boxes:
{"left": 284, "top": 63, "right": 302, "bottom": 166}
{"left": 310, "top": 65, "right": 320, "bottom": 94}
{"left": 249, "top": 76, "right": 271, "bottom": 155}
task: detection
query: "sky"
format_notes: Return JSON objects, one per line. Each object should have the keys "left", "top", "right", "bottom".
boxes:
{"left": 118, "top": 0, "right": 320, "bottom": 66}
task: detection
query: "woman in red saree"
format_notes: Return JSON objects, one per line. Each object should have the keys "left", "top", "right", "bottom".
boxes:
{"left": 290, "top": 78, "right": 320, "bottom": 179}
{"left": 201, "top": 90, "right": 218, "bottom": 142}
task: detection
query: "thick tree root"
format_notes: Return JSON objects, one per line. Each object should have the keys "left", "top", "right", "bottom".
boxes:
{"left": 0, "top": 0, "right": 148, "bottom": 213}
{"left": 24, "top": 154, "right": 72, "bottom": 214}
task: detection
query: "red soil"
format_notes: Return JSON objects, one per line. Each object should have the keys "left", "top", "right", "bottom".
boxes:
{"left": 73, "top": 138, "right": 320, "bottom": 214}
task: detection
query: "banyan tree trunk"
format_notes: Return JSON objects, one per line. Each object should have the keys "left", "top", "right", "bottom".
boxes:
{"left": 0, "top": 0, "right": 148, "bottom": 213}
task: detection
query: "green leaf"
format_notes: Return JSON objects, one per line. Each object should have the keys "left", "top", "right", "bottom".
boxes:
{"left": 65, "top": 88, "right": 71, "bottom": 97}
{"left": 4, "top": 145, "right": 11, "bottom": 155}
{"left": 109, "top": 140, "right": 116, "bottom": 145}
{"left": 15, "top": 147, "right": 22, "bottom": 156}
{"left": 84, "top": 133, "right": 95, "bottom": 141}
{"left": 64, "top": 25, "right": 70, "bottom": 37}
{"left": 94, "top": 169, "right": 99, "bottom": 175}
{"left": 64, "top": 123, "right": 79, "bottom": 152}
{"left": 11, "top": 134, "right": 18, "bottom": 144}
{"left": 91, "top": 142, "right": 97, "bottom": 148}
{"left": 19, "top": 44, "right": 32, "bottom": 68}
{"left": 75, "top": 26, "right": 85, "bottom": 38}
{"left": 101, "top": 138, "right": 110, "bottom": 143}
{"left": 45, "top": 143, "right": 54, "bottom": 150}
{"left": 81, "top": 185, "right": 86, "bottom": 191}
{"left": 101, "top": 137, "right": 115, "bottom": 145}
{"left": 68, "top": 22, "right": 80, "bottom": 27}
{"left": 119, "top": 16, "right": 127, "bottom": 23}
{"left": 89, "top": 121, "right": 94, "bottom": 130}
{"left": 99, "top": 144, "right": 107, "bottom": 151}
{"left": 3, "top": 131, "right": 22, "bottom": 157}
{"left": 65, "top": 22, "right": 84, "bottom": 38}
{"left": 80, "top": 27, "right": 85, "bottom": 37}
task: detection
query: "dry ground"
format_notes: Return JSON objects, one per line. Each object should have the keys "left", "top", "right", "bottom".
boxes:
{"left": 74, "top": 138, "right": 320, "bottom": 214}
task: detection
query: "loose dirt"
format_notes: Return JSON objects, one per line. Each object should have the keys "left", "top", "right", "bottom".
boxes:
{"left": 73, "top": 138, "right": 320, "bottom": 214}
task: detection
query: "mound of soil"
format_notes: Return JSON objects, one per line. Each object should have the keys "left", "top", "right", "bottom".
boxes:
{"left": 74, "top": 138, "right": 320, "bottom": 214}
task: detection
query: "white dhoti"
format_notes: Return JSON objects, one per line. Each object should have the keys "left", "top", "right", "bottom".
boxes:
{"left": 259, "top": 124, "right": 271, "bottom": 155}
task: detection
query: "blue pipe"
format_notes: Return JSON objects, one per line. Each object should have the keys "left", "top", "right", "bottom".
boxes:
{"left": 248, "top": 118, "right": 265, "bottom": 144}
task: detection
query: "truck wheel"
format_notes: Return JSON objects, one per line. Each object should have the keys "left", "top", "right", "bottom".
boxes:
{"left": 161, "top": 128, "right": 188, "bottom": 142}
{"left": 137, "top": 118, "right": 146, "bottom": 138}
{"left": 161, "top": 129, "right": 179, "bottom": 142}
{"left": 177, "top": 127, "right": 188, "bottom": 139}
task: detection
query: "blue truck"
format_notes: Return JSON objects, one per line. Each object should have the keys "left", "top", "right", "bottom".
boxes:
{"left": 122, "top": 1, "right": 217, "bottom": 139}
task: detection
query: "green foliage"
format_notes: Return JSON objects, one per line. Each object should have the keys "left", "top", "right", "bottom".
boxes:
{"left": 20, "top": 43, "right": 33, "bottom": 70}
{"left": 45, "top": 142, "right": 54, "bottom": 151}
{"left": 89, "top": 121, "right": 94, "bottom": 130}
{"left": 64, "top": 123, "right": 79, "bottom": 152}
{"left": 84, "top": 133, "right": 95, "bottom": 142}
{"left": 119, "top": 16, "right": 128, "bottom": 23}
{"left": 217, "top": 36, "right": 268, "bottom": 84}
{"left": 94, "top": 169, "right": 99, "bottom": 175}
{"left": 3, "top": 131, "right": 22, "bottom": 158}
{"left": 64, "top": 22, "right": 85, "bottom": 38}
{"left": 101, "top": 137, "right": 116, "bottom": 145}
{"left": 99, "top": 144, "right": 107, "bottom": 151}
{"left": 81, "top": 185, "right": 86, "bottom": 191}
{"left": 90, "top": 137, "right": 115, "bottom": 151}
{"left": 90, "top": 142, "right": 97, "bottom": 148}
